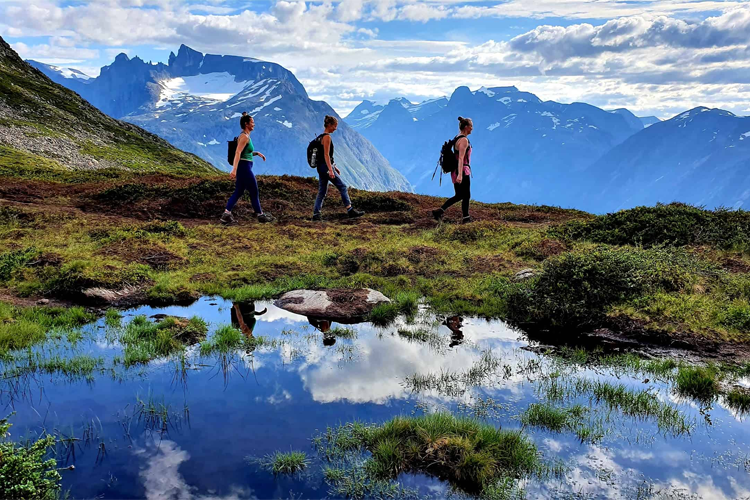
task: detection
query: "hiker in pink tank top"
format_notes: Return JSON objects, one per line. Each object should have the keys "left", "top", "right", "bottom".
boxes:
{"left": 433, "top": 116, "right": 474, "bottom": 223}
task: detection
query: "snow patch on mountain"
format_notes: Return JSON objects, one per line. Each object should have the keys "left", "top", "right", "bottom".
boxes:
{"left": 477, "top": 86, "right": 495, "bottom": 97}
{"left": 487, "top": 122, "right": 501, "bottom": 131}
{"left": 278, "top": 120, "right": 292, "bottom": 128}
{"left": 156, "top": 72, "right": 248, "bottom": 108}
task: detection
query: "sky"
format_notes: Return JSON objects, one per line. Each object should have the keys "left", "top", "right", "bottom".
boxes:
{"left": 2, "top": 0, "right": 750, "bottom": 118}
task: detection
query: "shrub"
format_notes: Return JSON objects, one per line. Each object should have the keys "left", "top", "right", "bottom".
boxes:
{"left": 0, "top": 416, "right": 61, "bottom": 499}
{"left": 556, "top": 203, "right": 750, "bottom": 249}
{"left": 505, "top": 247, "right": 715, "bottom": 330}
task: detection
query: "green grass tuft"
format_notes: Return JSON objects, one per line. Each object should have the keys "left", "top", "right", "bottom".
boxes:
{"left": 675, "top": 366, "right": 719, "bottom": 402}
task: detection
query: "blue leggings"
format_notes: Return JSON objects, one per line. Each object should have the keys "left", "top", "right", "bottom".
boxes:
{"left": 226, "top": 160, "right": 262, "bottom": 213}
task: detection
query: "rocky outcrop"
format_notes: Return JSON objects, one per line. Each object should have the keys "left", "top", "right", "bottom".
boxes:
{"left": 274, "top": 288, "right": 390, "bottom": 322}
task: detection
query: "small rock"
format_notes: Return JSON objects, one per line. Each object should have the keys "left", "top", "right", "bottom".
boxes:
{"left": 513, "top": 268, "right": 536, "bottom": 282}
{"left": 36, "top": 298, "right": 50, "bottom": 305}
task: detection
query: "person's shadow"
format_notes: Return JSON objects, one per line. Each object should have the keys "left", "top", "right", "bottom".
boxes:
{"left": 445, "top": 315, "right": 465, "bottom": 348}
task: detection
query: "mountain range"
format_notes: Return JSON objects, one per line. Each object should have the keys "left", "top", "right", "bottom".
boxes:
{"left": 0, "top": 36, "right": 216, "bottom": 178}
{"left": 29, "top": 45, "right": 411, "bottom": 193}
{"left": 345, "top": 85, "right": 657, "bottom": 208}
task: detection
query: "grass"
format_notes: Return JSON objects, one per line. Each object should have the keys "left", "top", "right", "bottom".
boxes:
{"left": 2, "top": 352, "right": 104, "bottom": 379}
{"left": 328, "top": 327, "right": 357, "bottom": 339}
{"left": 0, "top": 415, "right": 61, "bottom": 499}
{"left": 2, "top": 173, "right": 750, "bottom": 345}
{"left": 521, "top": 403, "right": 605, "bottom": 443}
{"left": 404, "top": 350, "right": 501, "bottom": 397}
{"left": 538, "top": 376, "right": 693, "bottom": 436}
{"left": 0, "top": 303, "right": 94, "bottom": 354}
{"left": 725, "top": 388, "right": 750, "bottom": 415}
{"left": 115, "top": 315, "right": 207, "bottom": 366}
{"left": 258, "top": 450, "right": 310, "bottom": 475}
{"left": 314, "top": 414, "right": 540, "bottom": 497}
{"left": 674, "top": 366, "right": 720, "bottom": 402}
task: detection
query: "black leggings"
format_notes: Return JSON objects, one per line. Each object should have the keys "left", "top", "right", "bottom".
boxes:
{"left": 441, "top": 175, "right": 471, "bottom": 217}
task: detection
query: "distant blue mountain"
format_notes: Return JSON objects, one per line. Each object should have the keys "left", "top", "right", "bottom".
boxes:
{"left": 639, "top": 116, "right": 661, "bottom": 127}
{"left": 346, "top": 86, "right": 644, "bottom": 207}
{"left": 581, "top": 107, "right": 750, "bottom": 212}
{"left": 28, "top": 46, "right": 411, "bottom": 192}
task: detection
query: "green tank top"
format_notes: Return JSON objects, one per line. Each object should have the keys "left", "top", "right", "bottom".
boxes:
{"left": 240, "top": 134, "right": 255, "bottom": 161}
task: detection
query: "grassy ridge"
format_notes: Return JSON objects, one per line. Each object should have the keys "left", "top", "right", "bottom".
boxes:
{"left": 1, "top": 36, "right": 217, "bottom": 177}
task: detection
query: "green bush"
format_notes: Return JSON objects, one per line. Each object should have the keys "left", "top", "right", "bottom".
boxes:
{"left": 556, "top": 203, "right": 750, "bottom": 249}
{"left": 0, "top": 416, "right": 61, "bottom": 499}
{"left": 506, "top": 247, "right": 715, "bottom": 330}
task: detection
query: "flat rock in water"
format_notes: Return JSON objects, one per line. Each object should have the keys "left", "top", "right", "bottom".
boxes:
{"left": 274, "top": 289, "right": 390, "bottom": 322}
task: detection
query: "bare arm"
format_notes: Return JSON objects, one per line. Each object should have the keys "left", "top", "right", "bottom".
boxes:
{"left": 321, "top": 134, "right": 335, "bottom": 178}
{"left": 456, "top": 137, "right": 468, "bottom": 182}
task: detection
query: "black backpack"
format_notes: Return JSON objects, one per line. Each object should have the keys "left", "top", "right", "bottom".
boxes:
{"left": 432, "top": 135, "right": 466, "bottom": 184}
{"left": 227, "top": 137, "right": 238, "bottom": 165}
{"left": 307, "top": 133, "right": 329, "bottom": 168}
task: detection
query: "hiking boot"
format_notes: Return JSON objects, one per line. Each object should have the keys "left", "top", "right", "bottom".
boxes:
{"left": 347, "top": 208, "right": 365, "bottom": 218}
{"left": 461, "top": 215, "right": 473, "bottom": 224}
{"left": 311, "top": 214, "right": 323, "bottom": 222}
{"left": 432, "top": 208, "right": 444, "bottom": 221}
{"left": 220, "top": 211, "right": 236, "bottom": 225}
{"left": 257, "top": 213, "right": 275, "bottom": 223}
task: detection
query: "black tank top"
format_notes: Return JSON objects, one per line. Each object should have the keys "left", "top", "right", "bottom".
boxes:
{"left": 319, "top": 133, "right": 334, "bottom": 166}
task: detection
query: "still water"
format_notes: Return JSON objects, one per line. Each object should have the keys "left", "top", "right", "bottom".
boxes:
{"left": 4, "top": 297, "right": 750, "bottom": 499}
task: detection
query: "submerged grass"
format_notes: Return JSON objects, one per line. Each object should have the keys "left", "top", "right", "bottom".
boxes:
{"left": 404, "top": 350, "right": 501, "bottom": 397}
{"left": 538, "top": 376, "right": 693, "bottom": 436}
{"left": 314, "top": 414, "right": 540, "bottom": 497}
{"left": 521, "top": 403, "right": 605, "bottom": 443}
{"left": 258, "top": 450, "right": 310, "bottom": 475}
{"left": 674, "top": 366, "right": 720, "bottom": 402}
{"left": 116, "top": 315, "right": 207, "bottom": 366}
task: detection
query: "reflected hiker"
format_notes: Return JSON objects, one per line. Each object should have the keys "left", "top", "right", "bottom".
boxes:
{"left": 445, "top": 315, "right": 465, "bottom": 348}
{"left": 308, "top": 115, "right": 365, "bottom": 221}
{"left": 231, "top": 301, "right": 268, "bottom": 338}
{"left": 308, "top": 317, "right": 336, "bottom": 346}
{"left": 221, "top": 112, "right": 274, "bottom": 224}
{"left": 433, "top": 116, "right": 474, "bottom": 224}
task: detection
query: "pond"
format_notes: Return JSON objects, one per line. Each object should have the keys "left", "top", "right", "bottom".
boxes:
{"left": 4, "top": 296, "right": 750, "bottom": 499}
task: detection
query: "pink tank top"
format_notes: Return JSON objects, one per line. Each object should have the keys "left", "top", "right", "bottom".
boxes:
{"left": 451, "top": 136, "right": 472, "bottom": 184}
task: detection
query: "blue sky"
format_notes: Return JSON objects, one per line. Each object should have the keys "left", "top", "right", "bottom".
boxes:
{"left": 2, "top": 0, "right": 750, "bottom": 117}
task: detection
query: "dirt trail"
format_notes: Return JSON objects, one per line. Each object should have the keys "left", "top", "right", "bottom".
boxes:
{"left": 0, "top": 174, "right": 587, "bottom": 229}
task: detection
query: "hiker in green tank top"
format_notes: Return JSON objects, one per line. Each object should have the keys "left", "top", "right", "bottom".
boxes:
{"left": 221, "top": 112, "right": 274, "bottom": 224}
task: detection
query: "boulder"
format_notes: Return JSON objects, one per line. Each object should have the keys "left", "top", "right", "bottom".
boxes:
{"left": 274, "top": 288, "right": 390, "bottom": 322}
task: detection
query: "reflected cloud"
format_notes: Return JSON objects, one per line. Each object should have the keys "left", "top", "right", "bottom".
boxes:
{"left": 135, "top": 440, "right": 255, "bottom": 500}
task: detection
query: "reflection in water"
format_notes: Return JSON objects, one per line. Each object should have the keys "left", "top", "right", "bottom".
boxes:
{"left": 307, "top": 318, "right": 336, "bottom": 346}
{"left": 231, "top": 302, "right": 268, "bottom": 338}
{"left": 7, "top": 296, "right": 750, "bottom": 500}
{"left": 445, "top": 315, "right": 465, "bottom": 348}
{"left": 135, "top": 440, "right": 255, "bottom": 500}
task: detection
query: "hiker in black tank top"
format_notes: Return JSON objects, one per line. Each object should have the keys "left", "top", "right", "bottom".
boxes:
{"left": 311, "top": 115, "right": 365, "bottom": 221}
{"left": 433, "top": 116, "right": 474, "bottom": 224}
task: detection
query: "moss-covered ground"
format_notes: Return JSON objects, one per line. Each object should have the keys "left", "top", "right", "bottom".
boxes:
{"left": 3, "top": 172, "right": 750, "bottom": 355}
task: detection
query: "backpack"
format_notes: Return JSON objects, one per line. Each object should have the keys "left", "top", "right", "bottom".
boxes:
{"left": 227, "top": 137, "right": 238, "bottom": 166}
{"left": 432, "top": 135, "right": 466, "bottom": 184}
{"left": 307, "top": 134, "right": 326, "bottom": 168}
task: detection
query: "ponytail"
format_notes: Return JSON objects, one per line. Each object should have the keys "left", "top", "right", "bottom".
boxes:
{"left": 458, "top": 116, "right": 472, "bottom": 132}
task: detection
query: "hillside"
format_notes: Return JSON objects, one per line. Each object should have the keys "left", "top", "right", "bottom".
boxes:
{"left": 30, "top": 45, "right": 411, "bottom": 192}
{"left": 0, "top": 36, "right": 217, "bottom": 179}
{"left": 581, "top": 107, "right": 750, "bottom": 212}
{"left": 345, "top": 86, "right": 643, "bottom": 207}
